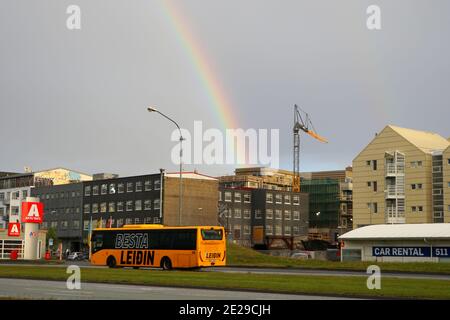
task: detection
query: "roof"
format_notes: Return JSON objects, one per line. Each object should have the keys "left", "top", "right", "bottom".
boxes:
{"left": 388, "top": 125, "right": 450, "bottom": 154}
{"left": 339, "top": 224, "right": 450, "bottom": 240}
{"left": 165, "top": 171, "right": 217, "bottom": 181}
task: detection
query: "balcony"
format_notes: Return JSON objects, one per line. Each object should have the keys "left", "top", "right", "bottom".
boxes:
{"left": 385, "top": 163, "right": 405, "bottom": 176}
{"left": 385, "top": 185, "right": 404, "bottom": 198}
{"left": 385, "top": 207, "right": 405, "bottom": 224}
{"left": 340, "top": 182, "right": 353, "bottom": 191}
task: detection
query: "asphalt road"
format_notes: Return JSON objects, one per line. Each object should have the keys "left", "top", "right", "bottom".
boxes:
{"left": 0, "top": 278, "right": 356, "bottom": 300}
{"left": 2, "top": 262, "right": 449, "bottom": 281}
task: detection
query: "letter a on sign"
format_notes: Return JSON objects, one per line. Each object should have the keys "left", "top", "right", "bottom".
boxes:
{"left": 21, "top": 202, "right": 44, "bottom": 223}
{"left": 8, "top": 222, "right": 21, "bottom": 237}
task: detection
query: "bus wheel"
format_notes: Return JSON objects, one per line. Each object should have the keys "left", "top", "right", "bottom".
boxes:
{"left": 161, "top": 257, "right": 172, "bottom": 270}
{"left": 107, "top": 256, "right": 117, "bottom": 268}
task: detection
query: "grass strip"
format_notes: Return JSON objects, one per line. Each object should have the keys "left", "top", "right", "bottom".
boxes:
{"left": 227, "top": 243, "right": 450, "bottom": 275}
{"left": 0, "top": 265, "right": 449, "bottom": 299}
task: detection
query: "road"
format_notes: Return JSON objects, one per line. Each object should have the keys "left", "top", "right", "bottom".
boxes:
{"left": 0, "top": 278, "right": 356, "bottom": 300}
{"left": 2, "top": 262, "right": 449, "bottom": 281}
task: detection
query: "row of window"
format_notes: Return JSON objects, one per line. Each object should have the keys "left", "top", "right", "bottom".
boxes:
{"left": 42, "top": 220, "right": 80, "bottom": 230}
{"left": 224, "top": 209, "right": 301, "bottom": 220}
{"left": 85, "top": 180, "right": 160, "bottom": 196}
{"left": 0, "top": 190, "right": 28, "bottom": 201}
{"left": 83, "top": 199, "right": 160, "bottom": 214}
{"left": 82, "top": 217, "right": 160, "bottom": 230}
{"left": 220, "top": 191, "right": 301, "bottom": 205}
{"left": 230, "top": 225, "right": 301, "bottom": 238}
{"left": 368, "top": 202, "right": 426, "bottom": 214}
{"left": 367, "top": 159, "right": 450, "bottom": 169}
{"left": 368, "top": 182, "right": 450, "bottom": 191}
{"left": 36, "top": 190, "right": 81, "bottom": 201}
{"left": 45, "top": 207, "right": 81, "bottom": 214}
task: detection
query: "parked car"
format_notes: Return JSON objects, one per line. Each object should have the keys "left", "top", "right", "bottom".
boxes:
{"left": 67, "top": 252, "right": 83, "bottom": 261}
{"left": 290, "top": 251, "right": 312, "bottom": 260}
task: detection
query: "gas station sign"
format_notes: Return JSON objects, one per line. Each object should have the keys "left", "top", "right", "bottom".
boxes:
{"left": 21, "top": 202, "right": 44, "bottom": 224}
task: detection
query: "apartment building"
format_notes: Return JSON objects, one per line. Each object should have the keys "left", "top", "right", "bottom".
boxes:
{"left": 218, "top": 187, "right": 309, "bottom": 248}
{"left": 353, "top": 125, "right": 450, "bottom": 228}
{"left": 0, "top": 168, "right": 91, "bottom": 230}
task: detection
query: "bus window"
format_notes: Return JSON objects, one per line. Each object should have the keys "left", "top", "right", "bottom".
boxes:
{"left": 92, "top": 234, "right": 103, "bottom": 250}
{"left": 201, "top": 229, "right": 223, "bottom": 240}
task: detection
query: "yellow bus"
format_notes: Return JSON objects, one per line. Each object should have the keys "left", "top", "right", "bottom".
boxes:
{"left": 90, "top": 224, "right": 226, "bottom": 269}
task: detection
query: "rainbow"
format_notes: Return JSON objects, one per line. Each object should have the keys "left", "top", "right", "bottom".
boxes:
{"left": 159, "top": 0, "right": 249, "bottom": 165}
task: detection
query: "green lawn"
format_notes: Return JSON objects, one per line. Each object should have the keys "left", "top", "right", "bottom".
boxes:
{"left": 227, "top": 243, "right": 450, "bottom": 274}
{"left": 0, "top": 265, "right": 449, "bottom": 299}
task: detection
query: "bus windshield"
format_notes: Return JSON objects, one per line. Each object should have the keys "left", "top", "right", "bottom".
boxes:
{"left": 201, "top": 229, "right": 223, "bottom": 240}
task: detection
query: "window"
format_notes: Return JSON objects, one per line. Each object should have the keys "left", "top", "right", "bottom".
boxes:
{"left": 145, "top": 180, "right": 152, "bottom": 191}
{"left": 126, "top": 201, "right": 133, "bottom": 211}
{"left": 411, "top": 184, "right": 416, "bottom": 190}
{"left": 243, "top": 209, "right": 251, "bottom": 219}
{"left": 255, "top": 209, "right": 262, "bottom": 219}
{"left": 145, "top": 217, "right": 153, "bottom": 224}
{"left": 22, "top": 190, "right": 28, "bottom": 199}
{"left": 275, "top": 194, "right": 282, "bottom": 204}
{"left": 73, "top": 220, "right": 80, "bottom": 229}
{"left": 284, "top": 195, "right": 291, "bottom": 205}
{"left": 0, "top": 193, "right": 4, "bottom": 200}
{"left": 153, "top": 217, "right": 161, "bottom": 224}
{"left": 411, "top": 161, "right": 423, "bottom": 168}
{"left": 92, "top": 185, "right": 99, "bottom": 196}
{"left": 266, "top": 209, "right": 273, "bottom": 220}
{"left": 284, "top": 226, "right": 291, "bottom": 236}
{"left": 136, "top": 181, "right": 142, "bottom": 192}
{"left": 61, "top": 221, "right": 68, "bottom": 229}
{"left": 293, "top": 226, "right": 300, "bottom": 236}
{"left": 448, "top": 205, "right": 450, "bottom": 211}
{"left": 117, "top": 218, "right": 123, "bottom": 227}
{"left": 135, "top": 200, "right": 142, "bottom": 211}
{"left": 433, "top": 189, "right": 442, "bottom": 195}
{"left": 154, "top": 199, "right": 160, "bottom": 210}
{"left": 367, "top": 160, "right": 377, "bottom": 170}
{"left": 266, "top": 193, "right": 273, "bottom": 203}
{"left": 417, "top": 184, "right": 422, "bottom": 189}
{"left": 101, "top": 184, "right": 107, "bottom": 195}
{"left": 100, "top": 202, "right": 107, "bottom": 213}
{"left": 418, "top": 206, "right": 423, "bottom": 212}
{"left": 244, "top": 225, "right": 250, "bottom": 235}
{"left": 293, "top": 195, "right": 300, "bottom": 205}
{"left": 233, "top": 225, "right": 241, "bottom": 239}
{"left": 125, "top": 218, "right": 132, "bottom": 225}
{"left": 83, "top": 221, "right": 89, "bottom": 231}
{"left": 118, "top": 183, "right": 124, "bottom": 193}
{"left": 243, "top": 194, "right": 251, "bottom": 203}
{"left": 367, "top": 181, "right": 371, "bottom": 187}
{"left": 275, "top": 225, "right": 282, "bottom": 236}
{"left": 218, "top": 192, "right": 222, "bottom": 201}
{"left": 144, "top": 200, "right": 152, "bottom": 210}
{"left": 135, "top": 218, "right": 140, "bottom": 224}
{"left": 266, "top": 225, "right": 273, "bottom": 235}
{"left": 284, "top": 210, "right": 291, "bottom": 221}
{"left": 367, "top": 202, "right": 377, "bottom": 214}
{"left": 92, "top": 203, "right": 98, "bottom": 213}
{"left": 127, "top": 182, "right": 133, "bottom": 193}
{"left": 109, "top": 184, "right": 116, "bottom": 194}
{"left": 51, "top": 221, "right": 58, "bottom": 229}
{"left": 234, "top": 208, "right": 242, "bottom": 218}
{"left": 412, "top": 206, "right": 417, "bottom": 212}
{"left": 224, "top": 192, "right": 232, "bottom": 202}
{"left": 83, "top": 204, "right": 90, "bottom": 214}
{"left": 275, "top": 210, "right": 282, "bottom": 220}
{"left": 75, "top": 207, "right": 80, "bottom": 214}
{"left": 447, "top": 159, "right": 450, "bottom": 165}
{"left": 117, "top": 202, "right": 124, "bottom": 212}
{"left": 154, "top": 180, "right": 161, "bottom": 190}
{"left": 366, "top": 160, "right": 371, "bottom": 166}
{"left": 234, "top": 192, "right": 241, "bottom": 203}
{"left": 71, "top": 191, "right": 76, "bottom": 197}
{"left": 109, "top": 202, "right": 115, "bottom": 213}
{"left": 293, "top": 211, "right": 300, "bottom": 220}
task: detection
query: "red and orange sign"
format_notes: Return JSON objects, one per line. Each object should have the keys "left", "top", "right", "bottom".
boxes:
{"left": 8, "top": 222, "right": 21, "bottom": 237}
{"left": 21, "top": 202, "right": 44, "bottom": 224}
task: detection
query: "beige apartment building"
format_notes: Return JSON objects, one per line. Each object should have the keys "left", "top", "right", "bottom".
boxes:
{"left": 353, "top": 125, "right": 450, "bottom": 228}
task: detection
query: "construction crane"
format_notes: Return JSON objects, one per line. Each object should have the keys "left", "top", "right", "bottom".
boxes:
{"left": 293, "top": 104, "right": 328, "bottom": 192}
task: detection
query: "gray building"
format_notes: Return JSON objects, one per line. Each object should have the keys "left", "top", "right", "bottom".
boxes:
{"left": 219, "top": 187, "right": 309, "bottom": 248}
{"left": 31, "top": 183, "right": 84, "bottom": 251}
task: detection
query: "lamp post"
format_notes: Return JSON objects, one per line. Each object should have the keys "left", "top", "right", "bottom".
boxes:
{"left": 147, "top": 107, "right": 184, "bottom": 225}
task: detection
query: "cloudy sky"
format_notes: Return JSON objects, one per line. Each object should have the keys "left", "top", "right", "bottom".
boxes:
{"left": 1, "top": 0, "right": 449, "bottom": 177}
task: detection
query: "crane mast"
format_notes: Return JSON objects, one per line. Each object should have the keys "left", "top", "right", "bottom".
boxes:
{"left": 292, "top": 104, "right": 328, "bottom": 193}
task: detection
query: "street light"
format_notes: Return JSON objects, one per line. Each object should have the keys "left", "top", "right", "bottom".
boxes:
{"left": 147, "top": 107, "right": 184, "bottom": 225}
